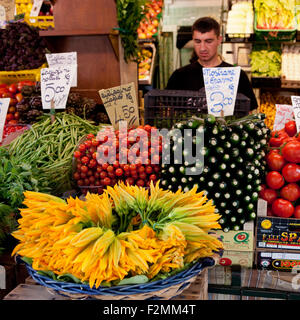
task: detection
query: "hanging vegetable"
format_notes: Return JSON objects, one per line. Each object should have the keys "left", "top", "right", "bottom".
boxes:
{"left": 116, "top": 0, "right": 147, "bottom": 62}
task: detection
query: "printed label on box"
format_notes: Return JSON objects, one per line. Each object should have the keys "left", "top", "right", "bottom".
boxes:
{"left": 257, "top": 250, "right": 300, "bottom": 271}
{"left": 215, "top": 230, "right": 253, "bottom": 251}
{"left": 218, "top": 250, "right": 253, "bottom": 268}
{"left": 256, "top": 216, "right": 300, "bottom": 251}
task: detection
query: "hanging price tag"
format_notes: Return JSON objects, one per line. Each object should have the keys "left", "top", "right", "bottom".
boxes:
{"left": 273, "top": 104, "right": 294, "bottom": 131}
{"left": 0, "top": 98, "right": 10, "bottom": 143}
{"left": 41, "top": 66, "right": 75, "bottom": 110}
{"left": 30, "top": 0, "right": 43, "bottom": 17}
{"left": 203, "top": 67, "right": 241, "bottom": 117}
{"left": 99, "top": 82, "right": 139, "bottom": 130}
{"left": 291, "top": 96, "right": 300, "bottom": 133}
{"left": 46, "top": 52, "right": 78, "bottom": 87}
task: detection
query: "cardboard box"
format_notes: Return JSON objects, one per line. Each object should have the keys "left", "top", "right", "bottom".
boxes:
{"left": 256, "top": 216, "right": 300, "bottom": 251}
{"left": 215, "top": 222, "right": 254, "bottom": 268}
{"left": 256, "top": 250, "right": 300, "bottom": 271}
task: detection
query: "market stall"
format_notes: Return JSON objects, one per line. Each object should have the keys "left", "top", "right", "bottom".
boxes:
{"left": 1, "top": 0, "right": 300, "bottom": 303}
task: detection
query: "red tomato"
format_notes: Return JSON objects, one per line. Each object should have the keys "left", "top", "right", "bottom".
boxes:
{"left": 266, "top": 171, "right": 285, "bottom": 189}
{"left": 15, "top": 93, "right": 23, "bottom": 103}
{"left": 269, "top": 130, "right": 289, "bottom": 147}
{"left": 266, "top": 152, "right": 286, "bottom": 171}
{"left": 282, "top": 163, "right": 300, "bottom": 183}
{"left": 294, "top": 205, "right": 300, "bottom": 218}
{"left": 5, "top": 114, "right": 14, "bottom": 121}
{"left": 281, "top": 141, "right": 300, "bottom": 163}
{"left": 74, "top": 151, "right": 81, "bottom": 158}
{"left": 259, "top": 188, "right": 278, "bottom": 204}
{"left": 280, "top": 183, "right": 300, "bottom": 202}
{"left": 285, "top": 120, "right": 297, "bottom": 137}
{"left": 272, "top": 198, "right": 294, "bottom": 218}
{"left": 8, "top": 84, "right": 17, "bottom": 94}
{"left": 81, "top": 156, "right": 89, "bottom": 164}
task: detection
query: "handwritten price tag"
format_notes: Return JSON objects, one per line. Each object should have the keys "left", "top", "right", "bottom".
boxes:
{"left": 46, "top": 52, "right": 78, "bottom": 87}
{"left": 292, "top": 96, "right": 300, "bottom": 133}
{"left": 99, "top": 82, "right": 139, "bottom": 130}
{"left": 41, "top": 66, "right": 75, "bottom": 110}
{"left": 0, "top": 98, "right": 10, "bottom": 143}
{"left": 273, "top": 104, "right": 294, "bottom": 131}
{"left": 203, "top": 67, "right": 241, "bottom": 117}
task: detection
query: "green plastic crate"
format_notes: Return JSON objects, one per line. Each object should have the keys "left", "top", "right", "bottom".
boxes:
{"left": 254, "top": 11, "right": 296, "bottom": 41}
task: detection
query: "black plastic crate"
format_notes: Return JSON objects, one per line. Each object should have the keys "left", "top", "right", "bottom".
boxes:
{"left": 144, "top": 89, "right": 250, "bottom": 128}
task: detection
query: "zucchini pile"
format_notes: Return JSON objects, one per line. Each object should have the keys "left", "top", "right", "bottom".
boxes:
{"left": 160, "top": 113, "right": 269, "bottom": 232}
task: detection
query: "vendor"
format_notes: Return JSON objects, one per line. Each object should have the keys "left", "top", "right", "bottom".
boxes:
{"left": 166, "top": 17, "right": 258, "bottom": 111}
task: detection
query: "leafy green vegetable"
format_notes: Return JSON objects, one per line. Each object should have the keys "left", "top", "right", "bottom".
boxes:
{"left": 117, "top": 275, "right": 149, "bottom": 285}
{"left": 250, "top": 49, "right": 281, "bottom": 77}
{"left": 116, "top": 0, "right": 147, "bottom": 62}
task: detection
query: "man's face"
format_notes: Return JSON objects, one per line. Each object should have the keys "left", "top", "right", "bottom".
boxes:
{"left": 192, "top": 29, "right": 222, "bottom": 64}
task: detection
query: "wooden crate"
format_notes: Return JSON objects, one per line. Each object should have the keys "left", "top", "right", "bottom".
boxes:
{"left": 281, "top": 78, "right": 300, "bottom": 89}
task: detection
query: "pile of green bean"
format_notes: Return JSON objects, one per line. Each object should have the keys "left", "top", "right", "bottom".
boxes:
{"left": 8, "top": 112, "right": 103, "bottom": 195}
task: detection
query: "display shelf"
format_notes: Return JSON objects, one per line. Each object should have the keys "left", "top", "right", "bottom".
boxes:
{"left": 39, "top": 0, "right": 138, "bottom": 104}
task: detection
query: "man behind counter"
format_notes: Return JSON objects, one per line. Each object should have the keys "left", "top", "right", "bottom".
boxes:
{"left": 166, "top": 17, "right": 258, "bottom": 111}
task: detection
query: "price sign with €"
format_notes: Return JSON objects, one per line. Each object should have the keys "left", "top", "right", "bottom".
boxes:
{"left": 99, "top": 82, "right": 139, "bottom": 130}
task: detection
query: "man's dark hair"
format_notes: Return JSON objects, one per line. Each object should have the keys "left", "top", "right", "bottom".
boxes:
{"left": 192, "top": 17, "right": 220, "bottom": 37}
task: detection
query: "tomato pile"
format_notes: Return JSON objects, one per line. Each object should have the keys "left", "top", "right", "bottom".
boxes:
{"left": 73, "top": 125, "right": 162, "bottom": 195}
{"left": 260, "top": 120, "right": 300, "bottom": 218}
{"left": 0, "top": 124, "right": 28, "bottom": 145}
{"left": 0, "top": 81, "right": 35, "bottom": 125}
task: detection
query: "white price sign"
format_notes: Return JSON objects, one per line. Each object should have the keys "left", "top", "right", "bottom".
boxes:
{"left": 0, "top": 98, "right": 10, "bottom": 143}
{"left": 203, "top": 67, "right": 241, "bottom": 117}
{"left": 273, "top": 104, "right": 294, "bottom": 131}
{"left": 291, "top": 96, "right": 300, "bottom": 133}
{"left": 46, "top": 52, "right": 78, "bottom": 87}
{"left": 41, "top": 66, "right": 75, "bottom": 110}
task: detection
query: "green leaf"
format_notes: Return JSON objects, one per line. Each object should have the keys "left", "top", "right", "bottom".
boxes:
{"left": 117, "top": 275, "right": 149, "bottom": 285}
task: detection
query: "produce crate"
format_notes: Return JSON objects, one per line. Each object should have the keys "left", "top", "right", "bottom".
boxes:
{"left": 281, "top": 76, "right": 300, "bottom": 89}
{"left": 138, "top": 42, "right": 156, "bottom": 85}
{"left": 24, "top": 15, "right": 54, "bottom": 30}
{"left": 254, "top": 12, "right": 297, "bottom": 42}
{"left": 225, "top": 33, "right": 254, "bottom": 43}
{"left": 0, "top": 64, "right": 46, "bottom": 85}
{"left": 251, "top": 77, "right": 281, "bottom": 88}
{"left": 144, "top": 89, "right": 250, "bottom": 128}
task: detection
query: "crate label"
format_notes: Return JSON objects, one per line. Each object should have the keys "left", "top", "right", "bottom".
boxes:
{"left": 292, "top": 96, "right": 300, "bottom": 133}
{"left": 273, "top": 104, "right": 294, "bottom": 131}
{"left": 99, "top": 82, "right": 139, "bottom": 130}
{"left": 0, "top": 265, "right": 5, "bottom": 289}
{"left": 0, "top": 98, "right": 10, "bottom": 143}
{"left": 257, "top": 250, "right": 300, "bottom": 271}
{"left": 215, "top": 230, "right": 253, "bottom": 251}
{"left": 256, "top": 216, "right": 300, "bottom": 251}
{"left": 203, "top": 66, "right": 240, "bottom": 117}
{"left": 41, "top": 66, "right": 75, "bottom": 110}
{"left": 219, "top": 250, "right": 253, "bottom": 268}
{"left": 46, "top": 52, "right": 77, "bottom": 87}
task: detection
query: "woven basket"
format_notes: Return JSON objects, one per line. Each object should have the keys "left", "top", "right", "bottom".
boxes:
{"left": 23, "top": 255, "right": 219, "bottom": 300}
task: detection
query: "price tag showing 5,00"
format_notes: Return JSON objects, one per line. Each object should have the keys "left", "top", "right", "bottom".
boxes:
{"left": 99, "top": 82, "right": 139, "bottom": 130}
{"left": 0, "top": 98, "right": 10, "bottom": 143}
{"left": 41, "top": 66, "right": 75, "bottom": 110}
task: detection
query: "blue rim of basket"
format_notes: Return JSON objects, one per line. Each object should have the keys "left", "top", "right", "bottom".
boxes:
{"left": 21, "top": 254, "right": 219, "bottom": 297}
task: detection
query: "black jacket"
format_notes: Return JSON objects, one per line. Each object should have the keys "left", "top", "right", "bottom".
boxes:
{"left": 166, "top": 61, "right": 258, "bottom": 110}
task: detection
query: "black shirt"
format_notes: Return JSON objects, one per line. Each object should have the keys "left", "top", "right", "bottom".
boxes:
{"left": 166, "top": 61, "right": 258, "bottom": 110}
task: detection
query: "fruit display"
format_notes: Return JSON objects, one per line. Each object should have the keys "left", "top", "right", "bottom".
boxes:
{"left": 11, "top": 182, "right": 223, "bottom": 288}
{"left": 250, "top": 48, "right": 281, "bottom": 78}
{"left": 259, "top": 92, "right": 292, "bottom": 130}
{"left": 0, "top": 81, "right": 35, "bottom": 125}
{"left": 161, "top": 113, "right": 269, "bottom": 232}
{"left": 73, "top": 125, "right": 162, "bottom": 195}
{"left": 260, "top": 120, "right": 300, "bottom": 218}
{"left": 254, "top": 0, "right": 296, "bottom": 30}
{"left": 0, "top": 22, "right": 49, "bottom": 71}
{"left": 138, "top": 0, "right": 162, "bottom": 39}
{"left": 226, "top": 1, "right": 254, "bottom": 36}
{"left": 138, "top": 46, "right": 154, "bottom": 83}
{"left": 282, "top": 44, "right": 300, "bottom": 81}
